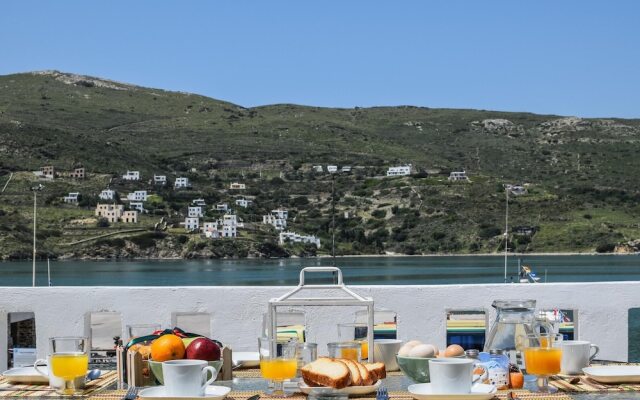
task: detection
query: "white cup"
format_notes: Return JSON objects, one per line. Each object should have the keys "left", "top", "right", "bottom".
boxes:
{"left": 34, "top": 357, "right": 86, "bottom": 390}
{"left": 373, "top": 339, "right": 403, "bottom": 371}
{"left": 162, "top": 360, "right": 217, "bottom": 397}
{"left": 561, "top": 340, "right": 599, "bottom": 375}
{"left": 429, "top": 358, "right": 488, "bottom": 394}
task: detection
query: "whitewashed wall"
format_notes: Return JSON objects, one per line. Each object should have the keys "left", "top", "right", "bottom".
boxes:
{"left": 1, "top": 282, "right": 639, "bottom": 371}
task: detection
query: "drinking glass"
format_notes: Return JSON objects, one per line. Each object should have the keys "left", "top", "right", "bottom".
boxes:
{"left": 522, "top": 333, "right": 563, "bottom": 393}
{"left": 49, "top": 337, "right": 89, "bottom": 395}
{"left": 327, "top": 342, "right": 361, "bottom": 361}
{"left": 127, "top": 324, "right": 161, "bottom": 340}
{"left": 338, "top": 323, "right": 368, "bottom": 360}
{"left": 259, "top": 338, "right": 298, "bottom": 397}
{"left": 296, "top": 342, "right": 317, "bottom": 378}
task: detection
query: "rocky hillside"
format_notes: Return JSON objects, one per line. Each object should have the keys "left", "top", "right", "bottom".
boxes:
{"left": 0, "top": 71, "right": 639, "bottom": 259}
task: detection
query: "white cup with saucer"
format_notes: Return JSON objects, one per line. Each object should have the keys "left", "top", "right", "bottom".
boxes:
{"left": 162, "top": 359, "right": 217, "bottom": 397}
{"left": 34, "top": 356, "right": 86, "bottom": 390}
{"left": 428, "top": 357, "right": 488, "bottom": 394}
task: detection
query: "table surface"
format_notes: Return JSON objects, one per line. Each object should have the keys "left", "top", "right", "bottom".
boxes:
{"left": 2, "top": 373, "right": 640, "bottom": 399}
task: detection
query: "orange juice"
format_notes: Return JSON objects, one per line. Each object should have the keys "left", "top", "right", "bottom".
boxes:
{"left": 524, "top": 347, "right": 562, "bottom": 375}
{"left": 360, "top": 340, "right": 369, "bottom": 360}
{"left": 260, "top": 359, "right": 298, "bottom": 380}
{"left": 340, "top": 348, "right": 359, "bottom": 361}
{"left": 51, "top": 353, "right": 88, "bottom": 379}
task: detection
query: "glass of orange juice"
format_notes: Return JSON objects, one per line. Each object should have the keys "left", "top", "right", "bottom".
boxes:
{"left": 338, "top": 323, "right": 369, "bottom": 360}
{"left": 49, "top": 337, "right": 89, "bottom": 395}
{"left": 523, "top": 333, "right": 563, "bottom": 393}
{"left": 259, "top": 337, "right": 298, "bottom": 397}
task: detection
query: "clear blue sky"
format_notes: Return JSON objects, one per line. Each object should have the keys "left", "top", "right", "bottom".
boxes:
{"left": 1, "top": 1, "right": 639, "bottom": 118}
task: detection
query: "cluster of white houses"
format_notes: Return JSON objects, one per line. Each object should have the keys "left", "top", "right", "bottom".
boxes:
{"left": 279, "top": 231, "right": 321, "bottom": 248}
{"left": 122, "top": 170, "right": 191, "bottom": 189}
{"left": 179, "top": 199, "right": 243, "bottom": 238}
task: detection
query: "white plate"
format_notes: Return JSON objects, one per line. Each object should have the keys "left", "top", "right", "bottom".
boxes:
{"left": 1, "top": 367, "right": 49, "bottom": 384}
{"left": 408, "top": 383, "right": 497, "bottom": 400}
{"left": 299, "top": 380, "right": 381, "bottom": 395}
{"left": 232, "top": 352, "right": 260, "bottom": 368}
{"left": 583, "top": 366, "right": 640, "bottom": 383}
{"left": 138, "top": 385, "right": 231, "bottom": 400}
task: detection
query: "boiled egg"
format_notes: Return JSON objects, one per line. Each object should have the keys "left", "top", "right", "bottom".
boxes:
{"left": 444, "top": 344, "right": 465, "bottom": 357}
{"left": 397, "top": 340, "right": 422, "bottom": 356}
{"left": 408, "top": 344, "right": 437, "bottom": 358}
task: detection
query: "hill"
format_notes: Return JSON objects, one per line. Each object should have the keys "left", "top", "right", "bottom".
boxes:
{"left": 1, "top": 70, "right": 639, "bottom": 259}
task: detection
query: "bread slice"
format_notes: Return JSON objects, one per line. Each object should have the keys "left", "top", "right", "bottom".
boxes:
{"left": 301, "top": 358, "right": 352, "bottom": 389}
{"left": 365, "top": 362, "right": 387, "bottom": 380}
{"left": 355, "top": 361, "right": 376, "bottom": 385}
{"left": 340, "top": 359, "right": 363, "bottom": 386}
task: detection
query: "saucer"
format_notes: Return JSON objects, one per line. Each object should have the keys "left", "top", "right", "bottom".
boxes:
{"left": 138, "top": 385, "right": 231, "bottom": 400}
{"left": 408, "top": 383, "right": 496, "bottom": 400}
{"left": 299, "top": 380, "right": 381, "bottom": 395}
{"left": 1, "top": 367, "right": 49, "bottom": 384}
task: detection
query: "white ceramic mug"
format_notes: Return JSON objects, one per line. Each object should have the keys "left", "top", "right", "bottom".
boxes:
{"left": 373, "top": 339, "right": 403, "bottom": 371}
{"left": 561, "top": 340, "right": 599, "bottom": 375}
{"left": 429, "top": 358, "right": 488, "bottom": 394}
{"left": 34, "top": 357, "right": 86, "bottom": 390}
{"left": 162, "top": 359, "right": 217, "bottom": 397}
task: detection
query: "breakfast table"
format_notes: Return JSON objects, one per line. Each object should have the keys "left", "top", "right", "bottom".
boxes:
{"left": 3, "top": 368, "right": 640, "bottom": 400}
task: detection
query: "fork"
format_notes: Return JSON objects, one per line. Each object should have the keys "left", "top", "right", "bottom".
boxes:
{"left": 123, "top": 386, "right": 138, "bottom": 400}
{"left": 376, "top": 384, "right": 389, "bottom": 400}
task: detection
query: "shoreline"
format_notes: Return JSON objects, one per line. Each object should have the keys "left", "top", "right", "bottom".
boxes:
{"left": 2, "top": 251, "right": 638, "bottom": 262}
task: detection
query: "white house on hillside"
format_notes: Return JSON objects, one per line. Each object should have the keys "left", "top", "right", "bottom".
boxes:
{"left": 448, "top": 171, "right": 470, "bottom": 182}
{"left": 122, "top": 171, "right": 140, "bottom": 181}
{"left": 327, "top": 165, "right": 338, "bottom": 173}
{"left": 229, "top": 182, "right": 246, "bottom": 190}
{"left": 235, "top": 198, "right": 252, "bottom": 208}
{"left": 202, "top": 221, "right": 220, "bottom": 238}
{"left": 216, "top": 203, "right": 229, "bottom": 212}
{"left": 188, "top": 206, "right": 203, "bottom": 218}
{"left": 63, "top": 192, "right": 80, "bottom": 204}
{"left": 271, "top": 208, "right": 288, "bottom": 220}
{"left": 130, "top": 202, "right": 145, "bottom": 213}
{"left": 313, "top": 165, "right": 323, "bottom": 172}
{"left": 183, "top": 217, "right": 199, "bottom": 232}
{"left": 99, "top": 189, "right": 116, "bottom": 201}
{"left": 263, "top": 213, "right": 287, "bottom": 231}
{"left": 387, "top": 165, "right": 411, "bottom": 176}
{"left": 221, "top": 214, "right": 238, "bottom": 238}
{"left": 192, "top": 198, "right": 206, "bottom": 206}
{"left": 126, "top": 190, "right": 148, "bottom": 202}
{"left": 175, "top": 177, "right": 190, "bottom": 189}
{"left": 154, "top": 175, "right": 167, "bottom": 185}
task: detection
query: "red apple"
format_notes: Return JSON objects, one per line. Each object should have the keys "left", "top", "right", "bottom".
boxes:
{"left": 185, "top": 337, "right": 221, "bottom": 361}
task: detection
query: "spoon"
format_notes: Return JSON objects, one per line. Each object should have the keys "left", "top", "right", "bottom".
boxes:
{"left": 87, "top": 369, "right": 101, "bottom": 381}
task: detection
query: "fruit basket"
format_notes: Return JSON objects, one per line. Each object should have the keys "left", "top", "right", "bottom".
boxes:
{"left": 116, "top": 327, "right": 232, "bottom": 387}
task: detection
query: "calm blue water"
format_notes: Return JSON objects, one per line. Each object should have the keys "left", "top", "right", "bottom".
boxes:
{"left": 1, "top": 254, "right": 639, "bottom": 286}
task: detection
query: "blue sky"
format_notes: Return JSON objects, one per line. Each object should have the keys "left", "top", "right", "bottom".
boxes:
{"left": 1, "top": 1, "right": 639, "bottom": 117}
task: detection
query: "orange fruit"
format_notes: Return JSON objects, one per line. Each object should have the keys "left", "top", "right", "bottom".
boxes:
{"left": 151, "top": 334, "right": 186, "bottom": 361}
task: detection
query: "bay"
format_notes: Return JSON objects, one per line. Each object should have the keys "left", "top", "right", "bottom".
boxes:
{"left": 1, "top": 254, "right": 639, "bottom": 287}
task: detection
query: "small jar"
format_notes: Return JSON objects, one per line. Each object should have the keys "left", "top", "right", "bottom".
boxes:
{"left": 484, "top": 349, "right": 510, "bottom": 390}
{"left": 296, "top": 342, "right": 318, "bottom": 377}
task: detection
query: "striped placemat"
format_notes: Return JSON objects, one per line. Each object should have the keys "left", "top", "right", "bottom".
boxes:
{"left": 550, "top": 374, "right": 640, "bottom": 392}
{"left": 0, "top": 370, "right": 118, "bottom": 398}
{"left": 88, "top": 389, "right": 572, "bottom": 400}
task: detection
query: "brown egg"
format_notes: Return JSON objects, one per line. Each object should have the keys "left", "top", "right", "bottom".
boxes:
{"left": 444, "top": 344, "right": 465, "bottom": 357}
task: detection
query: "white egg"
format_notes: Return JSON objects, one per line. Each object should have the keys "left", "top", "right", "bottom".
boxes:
{"left": 408, "top": 344, "right": 437, "bottom": 358}
{"left": 397, "top": 340, "right": 422, "bottom": 356}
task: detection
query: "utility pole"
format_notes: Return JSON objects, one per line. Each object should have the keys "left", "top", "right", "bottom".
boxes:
{"left": 331, "top": 175, "right": 336, "bottom": 267}
{"left": 504, "top": 186, "right": 509, "bottom": 283}
{"left": 31, "top": 184, "right": 44, "bottom": 287}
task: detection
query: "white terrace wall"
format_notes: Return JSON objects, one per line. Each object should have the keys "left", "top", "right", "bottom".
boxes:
{"left": 1, "top": 282, "right": 639, "bottom": 371}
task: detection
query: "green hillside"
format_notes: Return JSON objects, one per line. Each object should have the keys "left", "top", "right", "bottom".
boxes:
{"left": 1, "top": 71, "right": 639, "bottom": 259}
